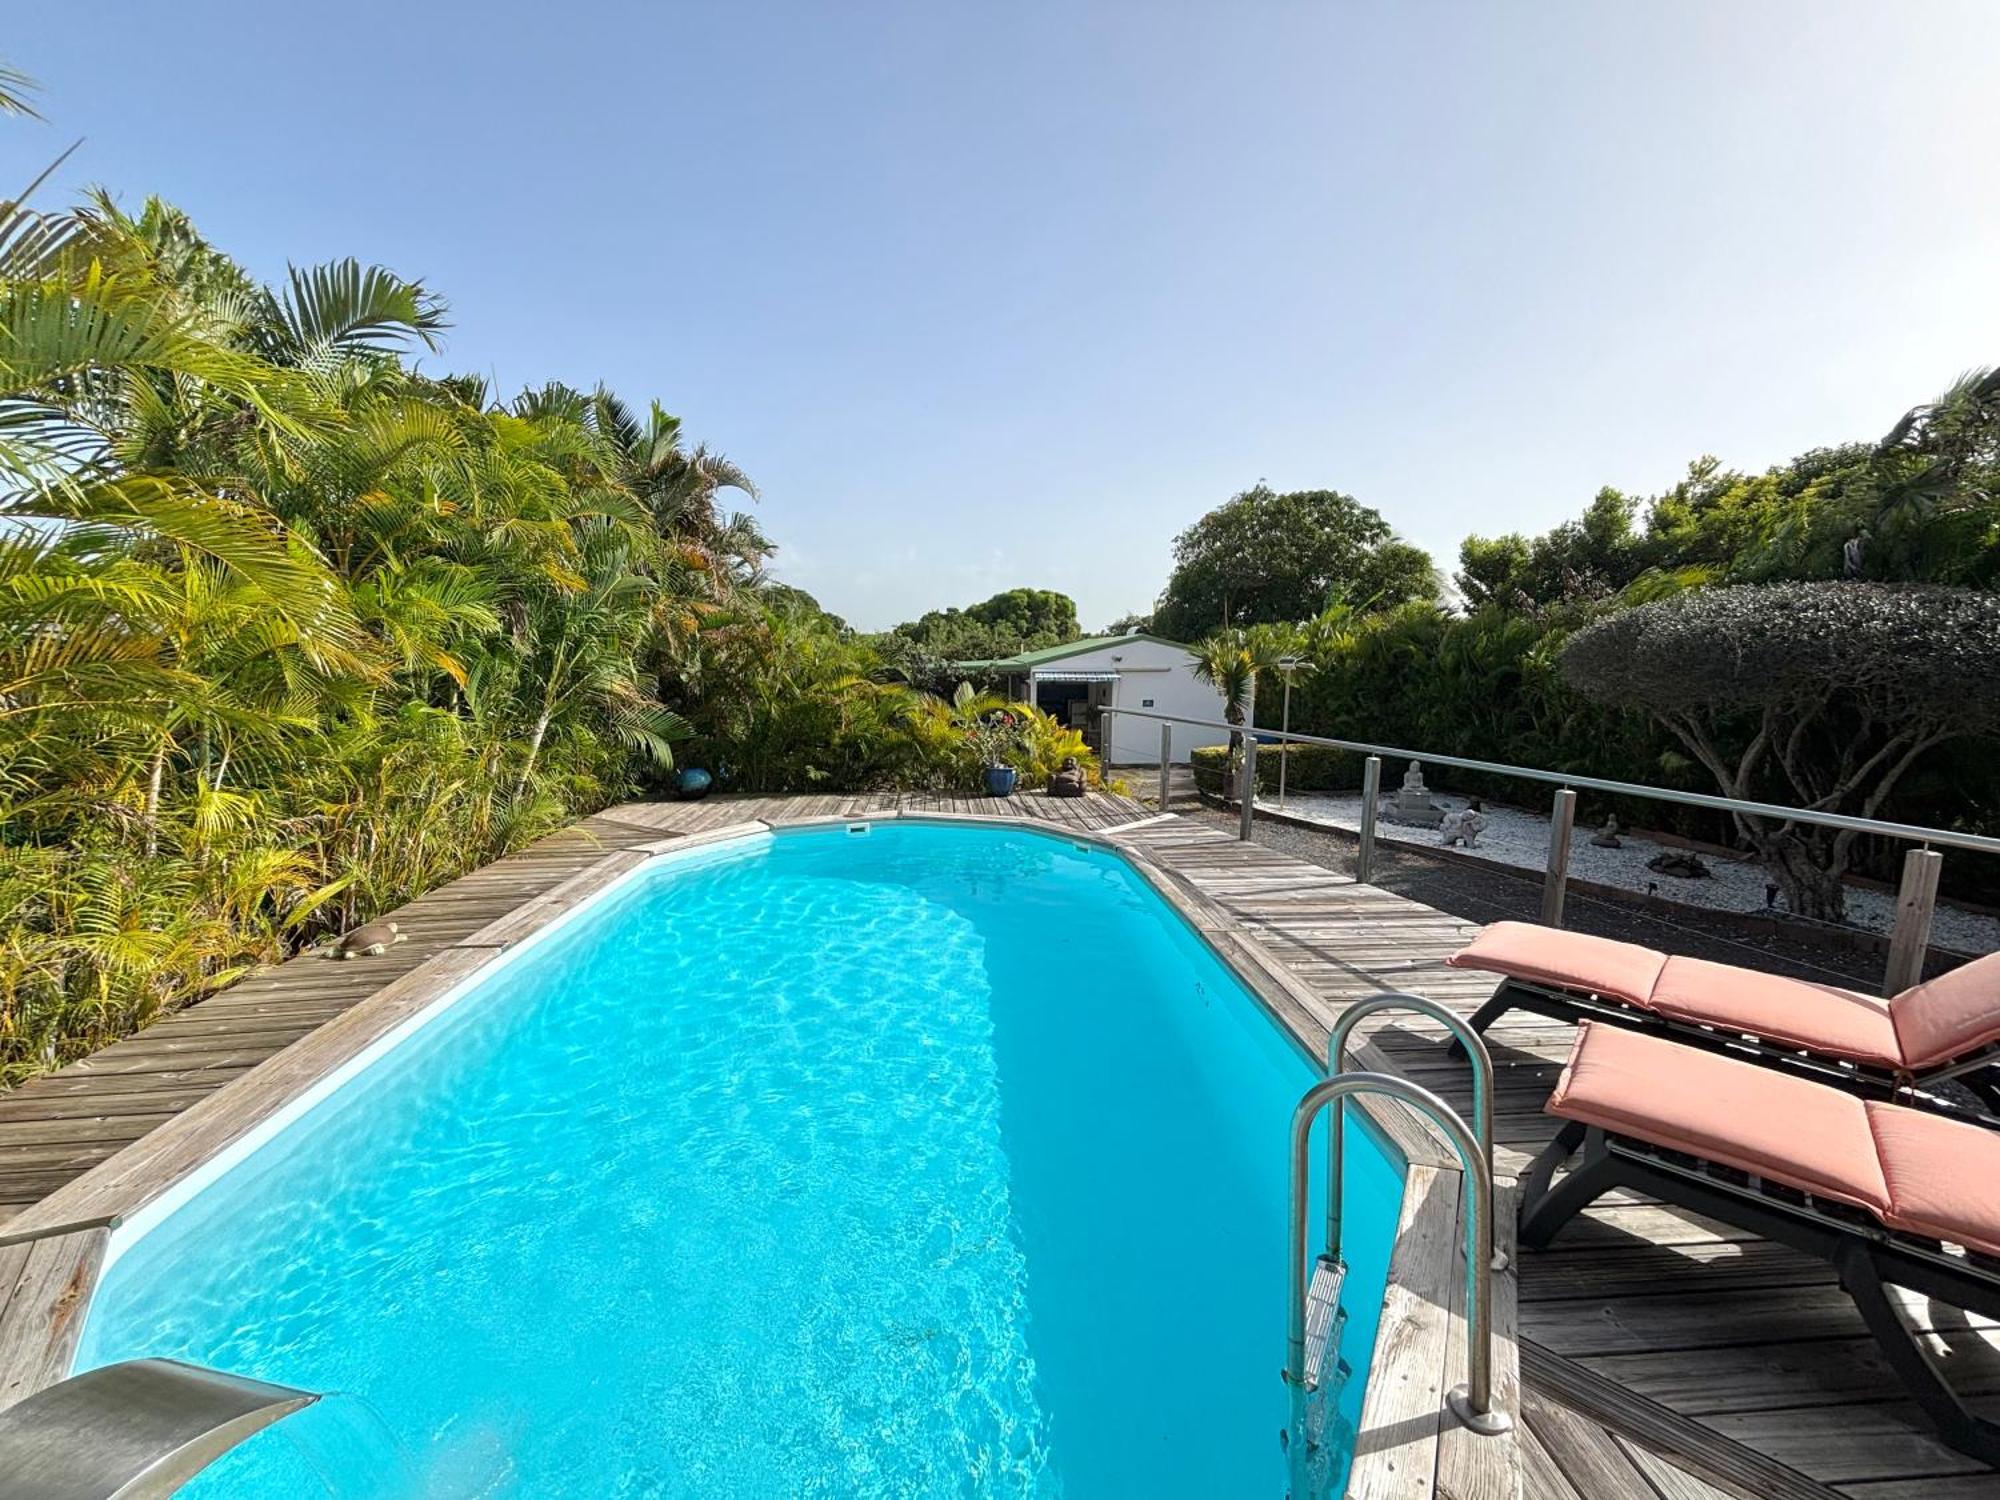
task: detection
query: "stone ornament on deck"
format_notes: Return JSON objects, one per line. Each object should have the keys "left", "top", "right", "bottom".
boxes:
{"left": 1048, "top": 756, "right": 1088, "bottom": 798}
{"left": 323, "top": 920, "right": 406, "bottom": 959}
{"left": 1438, "top": 799, "right": 1486, "bottom": 848}
{"left": 1382, "top": 759, "right": 1445, "bottom": 827}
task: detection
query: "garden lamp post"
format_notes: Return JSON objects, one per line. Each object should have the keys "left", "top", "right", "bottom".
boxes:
{"left": 1276, "top": 656, "right": 1311, "bottom": 810}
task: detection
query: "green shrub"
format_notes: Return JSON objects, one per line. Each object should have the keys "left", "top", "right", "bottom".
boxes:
{"left": 1189, "top": 742, "right": 1365, "bottom": 797}
{"left": 1189, "top": 745, "right": 1231, "bottom": 797}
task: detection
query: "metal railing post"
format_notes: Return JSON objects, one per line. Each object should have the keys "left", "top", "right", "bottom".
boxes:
{"left": 1883, "top": 847, "right": 1944, "bottom": 996}
{"left": 1356, "top": 755, "right": 1382, "bottom": 884}
{"left": 1158, "top": 724, "right": 1172, "bottom": 810}
{"left": 1542, "top": 788, "right": 1576, "bottom": 927}
{"left": 1238, "top": 733, "right": 1258, "bottom": 841}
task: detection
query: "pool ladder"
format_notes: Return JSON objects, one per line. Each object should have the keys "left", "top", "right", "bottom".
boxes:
{"left": 1283, "top": 992, "right": 1512, "bottom": 1497}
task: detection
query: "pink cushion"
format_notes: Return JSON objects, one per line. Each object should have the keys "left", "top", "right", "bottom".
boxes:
{"left": 1890, "top": 952, "right": 2000, "bottom": 1072}
{"left": 1547, "top": 1023, "right": 1891, "bottom": 1217}
{"left": 1447, "top": 921, "right": 1666, "bottom": 1008}
{"left": 1865, "top": 1103, "right": 2000, "bottom": 1257}
{"left": 1647, "top": 957, "right": 1903, "bottom": 1070}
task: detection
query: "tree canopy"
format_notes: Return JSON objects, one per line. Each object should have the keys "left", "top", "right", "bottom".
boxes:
{"left": 884, "top": 587, "right": 1080, "bottom": 660}
{"left": 1458, "top": 367, "right": 2000, "bottom": 611}
{"left": 1561, "top": 582, "right": 2000, "bottom": 917}
{"left": 862, "top": 588, "right": 1083, "bottom": 692}
{"left": 1152, "top": 485, "right": 1437, "bottom": 639}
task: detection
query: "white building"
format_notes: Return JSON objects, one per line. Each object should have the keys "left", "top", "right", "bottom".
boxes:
{"left": 958, "top": 632, "right": 1232, "bottom": 765}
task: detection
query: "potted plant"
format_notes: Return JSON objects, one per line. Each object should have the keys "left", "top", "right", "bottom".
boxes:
{"left": 964, "top": 707, "right": 1027, "bottom": 796}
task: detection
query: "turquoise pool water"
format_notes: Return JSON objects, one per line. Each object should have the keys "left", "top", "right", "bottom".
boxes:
{"left": 75, "top": 821, "right": 1403, "bottom": 1497}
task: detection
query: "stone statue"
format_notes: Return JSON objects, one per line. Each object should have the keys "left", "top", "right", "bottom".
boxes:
{"left": 1438, "top": 799, "right": 1486, "bottom": 848}
{"left": 1048, "top": 755, "right": 1088, "bottom": 799}
{"left": 1843, "top": 530, "right": 1867, "bottom": 579}
{"left": 1383, "top": 759, "right": 1444, "bottom": 828}
{"left": 326, "top": 920, "right": 407, "bottom": 959}
{"left": 1590, "top": 815, "right": 1622, "bottom": 849}
{"left": 1646, "top": 850, "right": 1713, "bottom": 880}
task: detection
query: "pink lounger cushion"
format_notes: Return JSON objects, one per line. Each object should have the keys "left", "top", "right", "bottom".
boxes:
{"left": 1648, "top": 957, "right": 1902, "bottom": 1070}
{"left": 1551, "top": 1023, "right": 2000, "bottom": 1257}
{"left": 1447, "top": 921, "right": 1666, "bottom": 1008}
{"left": 1891, "top": 951, "right": 2000, "bottom": 1072}
{"left": 1453, "top": 920, "right": 2000, "bottom": 1075}
{"left": 1866, "top": 1104, "right": 2000, "bottom": 1259}
{"left": 1547, "top": 1022, "right": 1891, "bottom": 1216}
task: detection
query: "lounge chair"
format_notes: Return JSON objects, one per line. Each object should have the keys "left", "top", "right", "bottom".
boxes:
{"left": 1518, "top": 1021, "right": 2000, "bottom": 1465}
{"left": 1447, "top": 921, "right": 2000, "bottom": 1111}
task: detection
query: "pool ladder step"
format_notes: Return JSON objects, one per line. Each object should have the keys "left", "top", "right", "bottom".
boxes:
{"left": 1299, "top": 1255, "right": 1349, "bottom": 1394}
{"left": 1285, "top": 992, "right": 1513, "bottom": 1498}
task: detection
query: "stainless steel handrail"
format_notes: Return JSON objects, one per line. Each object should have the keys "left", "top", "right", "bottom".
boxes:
{"left": 1101, "top": 705, "right": 2000, "bottom": 857}
{"left": 1286, "top": 1072, "right": 1511, "bottom": 1448}
{"left": 1323, "top": 994, "right": 1503, "bottom": 1273}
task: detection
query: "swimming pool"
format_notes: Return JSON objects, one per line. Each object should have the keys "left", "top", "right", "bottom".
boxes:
{"left": 72, "top": 820, "right": 1405, "bottom": 1497}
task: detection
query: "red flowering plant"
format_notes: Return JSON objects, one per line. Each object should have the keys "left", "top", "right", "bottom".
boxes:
{"left": 964, "top": 706, "right": 1028, "bottom": 769}
{"left": 940, "top": 682, "right": 1029, "bottom": 770}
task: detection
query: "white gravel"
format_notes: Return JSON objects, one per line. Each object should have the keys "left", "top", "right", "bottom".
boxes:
{"left": 1260, "top": 790, "right": 2000, "bottom": 958}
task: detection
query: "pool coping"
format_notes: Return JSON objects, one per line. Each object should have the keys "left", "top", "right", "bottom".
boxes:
{"left": 0, "top": 808, "right": 1521, "bottom": 1498}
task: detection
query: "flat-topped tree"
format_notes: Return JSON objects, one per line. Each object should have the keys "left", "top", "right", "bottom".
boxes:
{"left": 1560, "top": 582, "right": 2000, "bottom": 921}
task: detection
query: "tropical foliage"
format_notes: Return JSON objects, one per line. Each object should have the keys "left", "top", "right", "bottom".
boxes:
{"left": 0, "top": 158, "right": 794, "bottom": 1080}
{"left": 0, "top": 155, "right": 1106, "bottom": 1083}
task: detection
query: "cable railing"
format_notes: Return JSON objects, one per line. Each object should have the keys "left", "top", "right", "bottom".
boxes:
{"left": 1100, "top": 704, "right": 1998, "bottom": 997}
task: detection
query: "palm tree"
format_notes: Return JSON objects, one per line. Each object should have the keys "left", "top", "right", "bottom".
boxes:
{"left": 1189, "top": 629, "right": 1285, "bottom": 800}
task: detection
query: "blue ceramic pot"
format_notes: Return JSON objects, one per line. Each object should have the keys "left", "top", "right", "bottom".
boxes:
{"left": 676, "top": 766, "right": 715, "bottom": 801}
{"left": 982, "top": 765, "right": 1019, "bottom": 797}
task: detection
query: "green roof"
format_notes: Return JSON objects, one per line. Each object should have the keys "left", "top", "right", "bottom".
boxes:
{"left": 951, "top": 632, "right": 1192, "bottom": 672}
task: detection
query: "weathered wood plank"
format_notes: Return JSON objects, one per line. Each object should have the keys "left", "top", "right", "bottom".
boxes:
{"left": 1517, "top": 1417, "right": 1587, "bottom": 1500}
{"left": 1838, "top": 1477, "right": 2000, "bottom": 1499}
{"left": 1577, "top": 1333, "right": 2000, "bottom": 1416}
{"left": 1520, "top": 1384, "right": 1657, "bottom": 1500}
{"left": 0, "top": 1229, "right": 105, "bottom": 1413}
{"left": 1699, "top": 1402, "right": 1991, "bottom": 1485}
{"left": 1522, "top": 1283, "right": 1990, "bottom": 1358}
{"left": 1616, "top": 1435, "right": 1760, "bottom": 1500}
{"left": 453, "top": 849, "right": 653, "bottom": 950}
{"left": 1437, "top": 1183, "right": 1523, "bottom": 1500}
{"left": 1520, "top": 1340, "right": 1847, "bottom": 1500}
{"left": 1348, "top": 1164, "right": 1460, "bottom": 1500}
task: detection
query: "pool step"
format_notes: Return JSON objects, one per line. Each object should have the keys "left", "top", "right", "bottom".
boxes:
{"left": 1300, "top": 1255, "right": 1349, "bottom": 1393}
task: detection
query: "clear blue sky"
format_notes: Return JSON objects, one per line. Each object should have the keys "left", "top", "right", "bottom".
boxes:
{"left": 13, "top": 3, "right": 1999, "bottom": 630}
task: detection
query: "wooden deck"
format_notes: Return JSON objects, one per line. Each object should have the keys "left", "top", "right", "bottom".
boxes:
{"left": 0, "top": 793, "right": 1989, "bottom": 1497}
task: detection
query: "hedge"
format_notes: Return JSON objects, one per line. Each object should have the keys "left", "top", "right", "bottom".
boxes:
{"left": 1189, "top": 742, "right": 1369, "bottom": 798}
